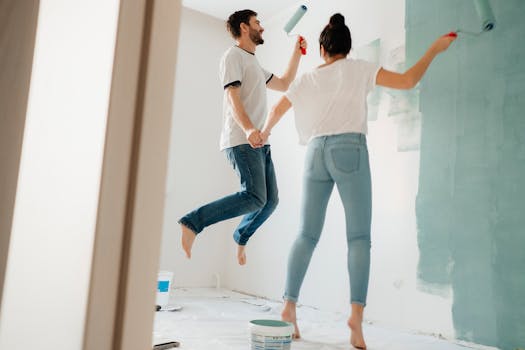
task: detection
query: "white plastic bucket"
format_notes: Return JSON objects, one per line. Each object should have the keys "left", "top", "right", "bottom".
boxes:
{"left": 249, "top": 319, "right": 294, "bottom": 350}
{"left": 156, "top": 271, "right": 173, "bottom": 307}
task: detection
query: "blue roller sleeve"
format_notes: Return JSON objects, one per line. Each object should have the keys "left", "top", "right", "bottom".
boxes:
{"left": 474, "top": 0, "right": 495, "bottom": 31}
{"left": 284, "top": 5, "right": 307, "bottom": 34}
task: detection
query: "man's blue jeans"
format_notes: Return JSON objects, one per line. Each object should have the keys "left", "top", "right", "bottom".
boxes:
{"left": 178, "top": 144, "right": 278, "bottom": 246}
{"left": 284, "top": 133, "right": 372, "bottom": 306}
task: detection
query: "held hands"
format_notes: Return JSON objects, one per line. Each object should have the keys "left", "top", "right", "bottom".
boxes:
{"left": 246, "top": 128, "right": 272, "bottom": 148}
{"left": 246, "top": 129, "right": 264, "bottom": 148}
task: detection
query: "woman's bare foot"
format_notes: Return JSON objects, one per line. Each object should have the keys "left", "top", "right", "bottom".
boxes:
{"left": 281, "top": 300, "right": 301, "bottom": 339}
{"left": 180, "top": 223, "right": 196, "bottom": 258}
{"left": 348, "top": 304, "right": 366, "bottom": 349}
{"left": 237, "top": 245, "right": 246, "bottom": 265}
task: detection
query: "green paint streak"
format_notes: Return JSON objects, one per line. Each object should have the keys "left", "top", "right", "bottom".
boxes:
{"left": 408, "top": 1, "right": 525, "bottom": 349}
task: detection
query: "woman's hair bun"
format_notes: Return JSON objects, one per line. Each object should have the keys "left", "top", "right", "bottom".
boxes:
{"left": 329, "top": 13, "right": 345, "bottom": 26}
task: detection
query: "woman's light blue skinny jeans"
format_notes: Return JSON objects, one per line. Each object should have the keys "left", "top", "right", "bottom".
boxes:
{"left": 284, "top": 133, "right": 372, "bottom": 306}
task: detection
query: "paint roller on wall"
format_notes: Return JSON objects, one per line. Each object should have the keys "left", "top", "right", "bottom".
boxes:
{"left": 474, "top": 0, "right": 496, "bottom": 31}
{"left": 284, "top": 5, "right": 307, "bottom": 55}
{"left": 456, "top": 0, "right": 496, "bottom": 36}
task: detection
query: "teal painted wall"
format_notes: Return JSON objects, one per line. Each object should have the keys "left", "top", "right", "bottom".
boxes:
{"left": 406, "top": 1, "right": 525, "bottom": 349}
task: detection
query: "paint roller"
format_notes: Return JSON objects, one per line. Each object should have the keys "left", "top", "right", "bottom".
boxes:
{"left": 284, "top": 5, "right": 307, "bottom": 55}
{"left": 455, "top": 0, "right": 496, "bottom": 36}
{"left": 474, "top": 0, "right": 496, "bottom": 31}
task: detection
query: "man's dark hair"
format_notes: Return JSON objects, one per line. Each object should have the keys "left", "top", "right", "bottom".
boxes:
{"left": 226, "top": 9, "right": 257, "bottom": 38}
{"left": 319, "top": 13, "right": 352, "bottom": 57}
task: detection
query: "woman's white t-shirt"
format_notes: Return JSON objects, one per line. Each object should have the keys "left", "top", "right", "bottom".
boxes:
{"left": 285, "top": 58, "right": 380, "bottom": 145}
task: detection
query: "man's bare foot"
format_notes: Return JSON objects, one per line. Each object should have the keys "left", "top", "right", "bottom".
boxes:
{"left": 237, "top": 245, "right": 246, "bottom": 265}
{"left": 180, "top": 223, "right": 196, "bottom": 258}
{"left": 348, "top": 304, "right": 366, "bottom": 349}
{"left": 281, "top": 301, "right": 301, "bottom": 339}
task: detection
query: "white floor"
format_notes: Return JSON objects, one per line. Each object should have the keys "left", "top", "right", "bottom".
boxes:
{"left": 153, "top": 288, "right": 492, "bottom": 350}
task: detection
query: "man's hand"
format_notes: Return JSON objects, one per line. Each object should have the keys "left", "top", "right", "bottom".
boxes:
{"left": 246, "top": 129, "right": 264, "bottom": 148}
{"left": 297, "top": 35, "right": 307, "bottom": 55}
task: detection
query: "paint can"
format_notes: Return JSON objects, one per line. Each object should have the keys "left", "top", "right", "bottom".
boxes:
{"left": 249, "top": 319, "right": 294, "bottom": 350}
{"left": 156, "top": 271, "right": 174, "bottom": 307}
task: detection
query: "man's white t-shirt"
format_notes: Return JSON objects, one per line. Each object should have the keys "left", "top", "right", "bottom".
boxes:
{"left": 219, "top": 46, "right": 273, "bottom": 150}
{"left": 285, "top": 58, "right": 380, "bottom": 145}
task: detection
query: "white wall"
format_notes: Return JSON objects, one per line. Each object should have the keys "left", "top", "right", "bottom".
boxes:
{"left": 159, "top": 7, "right": 239, "bottom": 288}
{"left": 162, "top": 0, "right": 456, "bottom": 339}
{"left": 0, "top": 1, "right": 119, "bottom": 349}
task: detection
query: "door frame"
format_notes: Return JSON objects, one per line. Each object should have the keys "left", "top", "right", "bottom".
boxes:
{"left": 83, "top": 1, "right": 182, "bottom": 349}
{"left": 0, "top": 0, "right": 40, "bottom": 314}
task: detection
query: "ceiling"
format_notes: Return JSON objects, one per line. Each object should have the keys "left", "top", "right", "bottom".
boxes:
{"left": 182, "top": 0, "right": 302, "bottom": 21}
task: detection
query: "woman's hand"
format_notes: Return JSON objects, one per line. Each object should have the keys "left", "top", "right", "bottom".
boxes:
{"left": 260, "top": 129, "right": 271, "bottom": 144}
{"left": 431, "top": 33, "right": 457, "bottom": 54}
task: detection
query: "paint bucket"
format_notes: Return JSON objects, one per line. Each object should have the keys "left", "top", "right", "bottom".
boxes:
{"left": 156, "top": 271, "right": 173, "bottom": 307}
{"left": 249, "top": 319, "right": 294, "bottom": 350}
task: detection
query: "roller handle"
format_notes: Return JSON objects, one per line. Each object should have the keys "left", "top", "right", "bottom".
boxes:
{"left": 299, "top": 35, "right": 306, "bottom": 55}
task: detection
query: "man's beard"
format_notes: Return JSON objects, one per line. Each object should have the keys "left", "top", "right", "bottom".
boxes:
{"left": 249, "top": 28, "right": 264, "bottom": 45}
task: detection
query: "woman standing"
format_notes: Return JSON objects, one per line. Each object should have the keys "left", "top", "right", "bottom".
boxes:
{"left": 261, "top": 13, "right": 456, "bottom": 349}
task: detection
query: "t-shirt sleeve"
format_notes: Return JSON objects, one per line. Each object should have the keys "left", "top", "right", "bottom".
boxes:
{"left": 220, "top": 51, "right": 243, "bottom": 89}
{"left": 284, "top": 74, "right": 303, "bottom": 105}
{"left": 262, "top": 67, "right": 273, "bottom": 84}
{"left": 360, "top": 60, "right": 381, "bottom": 93}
